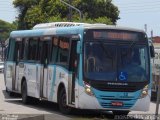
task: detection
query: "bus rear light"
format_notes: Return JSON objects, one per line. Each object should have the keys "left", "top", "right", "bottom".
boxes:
{"left": 140, "top": 85, "right": 148, "bottom": 98}
{"left": 84, "top": 82, "right": 94, "bottom": 96}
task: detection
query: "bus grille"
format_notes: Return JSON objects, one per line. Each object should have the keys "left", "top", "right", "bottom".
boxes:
{"left": 96, "top": 86, "right": 136, "bottom": 92}
{"left": 99, "top": 95, "right": 135, "bottom": 100}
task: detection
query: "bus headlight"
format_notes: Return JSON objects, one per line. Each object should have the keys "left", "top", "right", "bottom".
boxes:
{"left": 140, "top": 85, "right": 148, "bottom": 98}
{"left": 84, "top": 82, "right": 94, "bottom": 96}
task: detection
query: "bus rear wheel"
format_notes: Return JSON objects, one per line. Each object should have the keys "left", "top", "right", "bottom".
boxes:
{"left": 58, "top": 88, "right": 72, "bottom": 114}
{"left": 21, "top": 81, "right": 29, "bottom": 104}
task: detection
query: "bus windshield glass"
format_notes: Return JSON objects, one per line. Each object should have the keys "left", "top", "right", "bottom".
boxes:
{"left": 84, "top": 30, "right": 149, "bottom": 82}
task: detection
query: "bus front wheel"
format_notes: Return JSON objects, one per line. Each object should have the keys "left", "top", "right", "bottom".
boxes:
{"left": 21, "top": 81, "right": 29, "bottom": 104}
{"left": 58, "top": 88, "right": 72, "bottom": 114}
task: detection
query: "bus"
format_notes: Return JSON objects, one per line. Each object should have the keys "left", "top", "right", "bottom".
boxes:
{"left": 4, "top": 22, "right": 155, "bottom": 115}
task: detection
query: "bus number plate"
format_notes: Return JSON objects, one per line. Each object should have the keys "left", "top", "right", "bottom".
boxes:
{"left": 111, "top": 102, "right": 123, "bottom": 106}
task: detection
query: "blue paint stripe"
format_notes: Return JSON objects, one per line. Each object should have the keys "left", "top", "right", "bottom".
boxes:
{"left": 49, "top": 66, "right": 57, "bottom": 100}
{"left": 10, "top": 26, "right": 83, "bottom": 38}
{"left": 10, "top": 29, "right": 44, "bottom": 37}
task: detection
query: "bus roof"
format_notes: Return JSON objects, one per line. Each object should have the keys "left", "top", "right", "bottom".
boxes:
{"left": 33, "top": 22, "right": 91, "bottom": 29}
{"left": 33, "top": 22, "right": 145, "bottom": 33}
{"left": 10, "top": 22, "right": 145, "bottom": 38}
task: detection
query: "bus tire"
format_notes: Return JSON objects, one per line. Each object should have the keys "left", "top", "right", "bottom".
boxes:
{"left": 113, "top": 111, "right": 129, "bottom": 116}
{"left": 58, "top": 88, "right": 72, "bottom": 114}
{"left": 21, "top": 81, "right": 29, "bottom": 104}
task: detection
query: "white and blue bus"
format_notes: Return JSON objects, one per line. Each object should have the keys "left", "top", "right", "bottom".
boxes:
{"left": 4, "top": 22, "right": 154, "bottom": 115}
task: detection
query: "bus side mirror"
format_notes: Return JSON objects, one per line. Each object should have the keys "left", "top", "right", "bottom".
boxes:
{"left": 150, "top": 45, "right": 155, "bottom": 58}
{"left": 77, "top": 41, "right": 81, "bottom": 54}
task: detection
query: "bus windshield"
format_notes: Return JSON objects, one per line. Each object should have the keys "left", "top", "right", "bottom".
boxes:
{"left": 84, "top": 42, "right": 149, "bottom": 82}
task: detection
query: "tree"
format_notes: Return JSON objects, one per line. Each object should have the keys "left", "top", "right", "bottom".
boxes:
{"left": 77, "top": 0, "right": 119, "bottom": 24}
{"left": 13, "top": 0, "right": 119, "bottom": 29}
{"left": 24, "top": 5, "right": 46, "bottom": 29}
{"left": 13, "top": 0, "right": 41, "bottom": 29}
{"left": 0, "top": 20, "right": 16, "bottom": 41}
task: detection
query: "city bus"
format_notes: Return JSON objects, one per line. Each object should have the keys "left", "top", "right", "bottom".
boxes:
{"left": 4, "top": 22, "right": 155, "bottom": 115}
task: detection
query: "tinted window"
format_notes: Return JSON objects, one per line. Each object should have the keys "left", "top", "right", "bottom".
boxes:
{"left": 28, "top": 38, "right": 38, "bottom": 61}
{"left": 7, "top": 38, "right": 16, "bottom": 61}
{"left": 23, "top": 38, "right": 29, "bottom": 60}
{"left": 84, "top": 42, "right": 116, "bottom": 81}
{"left": 56, "top": 36, "right": 70, "bottom": 68}
{"left": 118, "top": 45, "right": 148, "bottom": 82}
{"left": 50, "top": 37, "right": 59, "bottom": 63}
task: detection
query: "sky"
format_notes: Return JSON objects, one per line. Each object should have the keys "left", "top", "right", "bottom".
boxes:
{"left": 113, "top": 0, "right": 160, "bottom": 37}
{"left": 0, "top": 0, "right": 159, "bottom": 37}
{"left": 0, "top": 0, "right": 17, "bottom": 23}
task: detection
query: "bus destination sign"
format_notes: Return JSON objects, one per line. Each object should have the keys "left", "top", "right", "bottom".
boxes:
{"left": 93, "top": 31, "right": 140, "bottom": 41}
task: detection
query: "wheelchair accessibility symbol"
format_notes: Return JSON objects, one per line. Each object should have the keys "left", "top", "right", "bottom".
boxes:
{"left": 119, "top": 72, "right": 128, "bottom": 81}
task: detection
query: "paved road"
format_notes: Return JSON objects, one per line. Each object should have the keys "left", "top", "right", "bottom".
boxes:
{"left": 0, "top": 73, "right": 159, "bottom": 120}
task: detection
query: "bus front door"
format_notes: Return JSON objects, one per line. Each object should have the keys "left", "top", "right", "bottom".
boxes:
{"left": 14, "top": 41, "right": 21, "bottom": 91}
{"left": 68, "top": 40, "right": 78, "bottom": 104}
{"left": 39, "top": 40, "right": 50, "bottom": 99}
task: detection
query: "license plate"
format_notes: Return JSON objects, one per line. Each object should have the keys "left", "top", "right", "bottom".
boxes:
{"left": 111, "top": 101, "right": 123, "bottom": 106}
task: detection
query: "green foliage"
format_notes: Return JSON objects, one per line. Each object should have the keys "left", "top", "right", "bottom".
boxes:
{"left": 77, "top": 0, "right": 119, "bottom": 24}
{"left": 24, "top": 5, "right": 46, "bottom": 29}
{"left": 13, "top": 0, "right": 119, "bottom": 29}
{"left": 0, "top": 20, "right": 16, "bottom": 41}
{"left": 82, "top": 17, "right": 112, "bottom": 25}
{"left": 13, "top": 0, "right": 41, "bottom": 29}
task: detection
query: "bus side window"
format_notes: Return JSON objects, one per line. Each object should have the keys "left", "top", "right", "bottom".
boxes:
{"left": 19, "top": 39, "right": 25, "bottom": 60}
{"left": 56, "top": 36, "right": 70, "bottom": 69}
{"left": 23, "top": 38, "right": 29, "bottom": 60}
{"left": 50, "top": 37, "right": 59, "bottom": 64}
{"left": 37, "top": 40, "right": 43, "bottom": 63}
{"left": 8, "top": 38, "right": 16, "bottom": 61}
{"left": 14, "top": 39, "right": 22, "bottom": 62}
{"left": 28, "top": 38, "right": 38, "bottom": 61}
{"left": 44, "top": 41, "right": 51, "bottom": 65}
{"left": 41, "top": 40, "right": 51, "bottom": 66}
